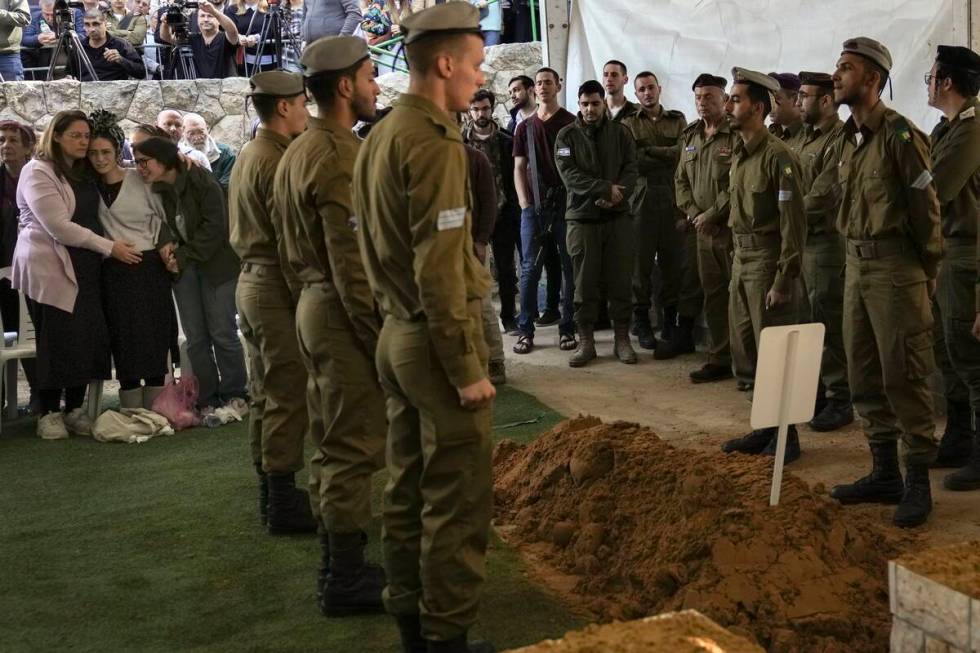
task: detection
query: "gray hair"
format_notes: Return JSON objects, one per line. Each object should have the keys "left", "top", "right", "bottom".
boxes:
{"left": 83, "top": 8, "right": 105, "bottom": 21}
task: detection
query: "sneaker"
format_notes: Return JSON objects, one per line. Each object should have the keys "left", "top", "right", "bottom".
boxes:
{"left": 225, "top": 397, "right": 249, "bottom": 419}
{"left": 535, "top": 309, "right": 561, "bottom": 327}
{"left": 63, "top": 407, "right": 94, "bottom": 437}
{"left": 37, "top": 412, "right": 70, "bottom": 440}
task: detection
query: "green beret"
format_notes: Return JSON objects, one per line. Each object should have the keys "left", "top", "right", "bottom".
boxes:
{"left": 841, "top": 36, "right": 893, "bottom": 73}
{"left": 300, "top": 35, "right": 370, "bottom": 77}
{"left": 731, "top": 67, "right": 780, "bottom": 93}
{"left": 248, "top": 70, "right": 305, "bottom": 97}
{"left": 400, "top": 2, "right": 481, "bottom": 45}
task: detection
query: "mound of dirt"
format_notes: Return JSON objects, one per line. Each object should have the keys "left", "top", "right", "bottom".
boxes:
{"left": 493, "top": 416, "right": 912, "bottom": 652}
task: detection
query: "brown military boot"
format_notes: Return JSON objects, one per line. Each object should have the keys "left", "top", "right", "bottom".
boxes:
{"left": 613, "top": 323, "right": 637, "bottom": 364}
{"left": 568, "top": 327, "right": 596, "bottom": 367}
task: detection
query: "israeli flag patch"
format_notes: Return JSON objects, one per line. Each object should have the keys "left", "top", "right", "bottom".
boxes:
{"left": 557, "top": 147, "right": 571, "bottom": 157}
{"left": 685, "top": 145, "right": 697, "bottom": 152}
{"left": 437, "top": 207, "right": 466, "bottom": 231}
{"left": 778, "top": 190, "right": 793, "bottom": 201}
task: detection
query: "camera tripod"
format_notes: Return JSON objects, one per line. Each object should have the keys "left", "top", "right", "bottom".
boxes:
{"left": 46, "top": 22, "right": 98, "bottom": 81}
{"left": 248, "top": 2, "right": 302, "bottom": 75}
{"left": 165, "top": 31, "right": 198, "bottom": 80}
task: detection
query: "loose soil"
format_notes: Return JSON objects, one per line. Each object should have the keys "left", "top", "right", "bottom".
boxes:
{"left": 493, "top": 416, "right": 916, "bottom": 652}
{"left": 896, "top": 540, "right": 980, "bottom": 599}
{"left": 507, "top": 610, "right": 765, "bottom": 653}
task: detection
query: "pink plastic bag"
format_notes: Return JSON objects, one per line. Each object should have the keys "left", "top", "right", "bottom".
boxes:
{"left": 151, "top": 375, "right": 201, "bottom": 430}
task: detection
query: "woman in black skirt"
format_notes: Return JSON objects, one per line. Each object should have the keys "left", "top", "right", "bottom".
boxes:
{"left": 87, "top": 111, "right": 177, "bottom": 410}
{"left": 11, "top": 110, "right": 142, "bottom": 440}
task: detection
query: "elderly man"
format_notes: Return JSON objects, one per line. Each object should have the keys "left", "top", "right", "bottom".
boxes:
{"left": 181, "top": 112, "right": 236, "bottom": 190}
{"left": 156, "top": 109, "right": 211, "bottom": 169}
{"left": 68, "top": 9, "right": 144, "bottom": 80}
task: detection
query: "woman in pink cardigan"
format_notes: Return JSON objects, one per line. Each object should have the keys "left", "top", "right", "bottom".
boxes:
{"left": 11, "top": 110, "right": 141, "bottom": 440}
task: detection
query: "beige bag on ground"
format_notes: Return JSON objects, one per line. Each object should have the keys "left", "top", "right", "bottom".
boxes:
{"left": 92, "top": 408, "right": 175, "bottom": 444}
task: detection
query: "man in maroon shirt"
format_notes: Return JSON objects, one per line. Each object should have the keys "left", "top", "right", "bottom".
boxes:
{"left": 512, "top": 66, "right": 577, "bottom": 354}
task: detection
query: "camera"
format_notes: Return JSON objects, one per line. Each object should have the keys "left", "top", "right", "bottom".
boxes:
{"left": 53, "top": 0, "right": 84, "bottom": 33}
{"left": 165, "top": 0, "right": 199, "bottom": 38}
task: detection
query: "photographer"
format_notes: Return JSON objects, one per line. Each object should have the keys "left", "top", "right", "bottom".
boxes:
{"left": 159, "top": 0, "right": 239, "bottom": 79}
{"left": 68, "top": 9, "right": 145, "bottom": 80}
{"left": 21, "top": 0, "right": 84, "bottom": 80}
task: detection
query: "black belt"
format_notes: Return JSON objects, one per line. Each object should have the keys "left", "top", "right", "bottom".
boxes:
{"left": 732, "top": 232, "right": 779, "bottom": 249}
{"left": 845, "top": 238, "right": 907, "bottom": 259}
{"left": 241, "top": 261, "right": 279, "bottom": 273}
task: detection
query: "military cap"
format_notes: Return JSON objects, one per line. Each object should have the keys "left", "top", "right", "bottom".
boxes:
{"left": 300, "top": 35, "right": 370, "bottom": 76}
{"left": 400, "top": 2, "right": 481, "bottom": 46}
{"left": 936, "top": 45, "right": 980, "bottom": 73}
{"left": 767, "top": 72, "right": 801, "bottom": 91}
{"left": 731, "top": 67, "right": 781, "bottom": 93}
{"left": 841, "top": 37, "right": 892, "bottom": 73}
{"left": 691, "top": 73, "right": 727, "bottom": 91}
{"left": 248, "top": 70, "right": 305, "bottom": 97}
{"left": 798, "top": 71, "right": 834, "bottom": 89}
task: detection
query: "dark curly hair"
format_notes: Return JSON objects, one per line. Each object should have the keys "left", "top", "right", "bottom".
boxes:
{"left": 88, "top": 109, "right": 126, "bottom": 158}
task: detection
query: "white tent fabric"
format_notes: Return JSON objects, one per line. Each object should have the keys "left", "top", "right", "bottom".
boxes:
{"left": 565, "top": 0, "right": 963, "bottom": 134}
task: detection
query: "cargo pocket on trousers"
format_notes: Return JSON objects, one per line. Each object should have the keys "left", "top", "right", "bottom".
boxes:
{"left": 904, "top": 330, "right": 935, "bottom": 380}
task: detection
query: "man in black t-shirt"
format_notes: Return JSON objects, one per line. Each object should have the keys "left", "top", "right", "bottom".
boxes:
{"left": 159, "top": 0, "right": 238, "bottom": 79}
{"left": 68, "top": 9, "right": 145, "bottom": 80}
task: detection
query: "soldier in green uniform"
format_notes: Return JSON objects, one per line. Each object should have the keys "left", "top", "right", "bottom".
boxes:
{"left": 273, "top": 36, "right": 387, "bottom": 614}
{"left": 827, "top": 38, "right": 942, "bottom": 528}
{"left": 603, "top": 60, "right": 639, "bottom": 122}
{"left": 795, "top": 71, "right": 854, "bottom": 432}
{"left": 351, "top": 4, "right": 496, "bottom": 651}
{"left": 767, "top": 73, "right": 807, "bottom": 155}
{"left": 675, "top": 73, "right": 737, "bottom": 384}
{"left": 621, "top": 71, "right": 694, "bottom": 353}
{"left": 926, "top": 45, "right": 980, "bottom": 491}
{"left": 555, "top": 79, "right": 639, "bottom": 367}
{"left": 228, "top": 71, "right": 315, "bottom": 534}
{"left": 717, "top": 68, "right": 806, "bottom": 463}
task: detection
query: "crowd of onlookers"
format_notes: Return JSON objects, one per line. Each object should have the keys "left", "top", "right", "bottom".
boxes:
{"left": 0, "top": 0, "right": 537, "bottom": 81}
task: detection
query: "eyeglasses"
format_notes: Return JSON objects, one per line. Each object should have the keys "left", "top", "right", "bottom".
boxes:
{"left": 134, "top": 157, "right": 152, "bottom": 168}
{"left": 924, "top": 73, "right": 935, "bottom": 86}
{"left": 63, "top": 131, "right": 90, "bottom": 140}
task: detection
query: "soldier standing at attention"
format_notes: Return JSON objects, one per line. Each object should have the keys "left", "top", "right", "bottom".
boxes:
{"left": 274, "top": 36, "right": 387, "bottom": 615}
{"left": 828, "top": 38, "right": 942, "bottom": 528}
{"left": 794, "top": 71, "right": 854, "bottom": 432}
{"left": 926, "top": 45, "right": 980, "bottom": 491}
{"left": 621, "top": 71, "right": 695, "bottom": 355}
{"left": 555, "top": 79, "right": 639, "bottom": 367}
{"left": 767, "top": 73, "right": 807, "bottom": 156}
{"left": 717, "top": 68, "right": 806, "bottom": 464}
{"left": 351, "top": 4, "right": 496, "bottom": 652}
{"left": 675, "top": 74, "right": 737, "bottom": 384}
{"left": 228, "top": 71, "right": 315, "bottom": 534}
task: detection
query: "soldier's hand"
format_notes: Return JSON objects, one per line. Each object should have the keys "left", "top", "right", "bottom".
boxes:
{"left": 595, "top": 199, "right": 613, "bottom": 209}
{"left": 973, "top": 313, "right": 980, "bottom": 342}
{"left": 458, "top": 378, "right": 495, "bottom": 410}
{"left": 610, "top": 184, "right": 625, "bottom": 205}
{"left": 474, "top": 242, "right": 487, "bottom": 263}
{"left": 765, "top": 288, "right": 790, "bottom": 309}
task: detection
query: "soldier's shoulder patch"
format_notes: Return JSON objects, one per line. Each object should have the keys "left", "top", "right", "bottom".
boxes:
{"left": 960, "top": 106, "right": 976, "bottom": 121}
{"left": 885, "top": 112, "right": 915, "bottom": 143}
{"left": 776, "top": 152, "right": 795, "bottom": 177}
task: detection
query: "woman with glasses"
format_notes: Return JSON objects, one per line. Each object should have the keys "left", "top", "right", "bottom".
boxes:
{"left": 132, "top": 135, "right": 247, "bottom": 416}
{"left": 88, "top": 110, "right": 177, "bottom": 411}
{"left": 11, "top": 110, "right": 142, "bottom": 440}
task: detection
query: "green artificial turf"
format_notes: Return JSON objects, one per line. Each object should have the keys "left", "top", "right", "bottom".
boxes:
{"left": 0, "top": 385, "right": 578, "bottom": 652}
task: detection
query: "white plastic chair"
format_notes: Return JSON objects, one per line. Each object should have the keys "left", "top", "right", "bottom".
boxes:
{"left": 0, "top": 267, "right": 37, "bottom": 432}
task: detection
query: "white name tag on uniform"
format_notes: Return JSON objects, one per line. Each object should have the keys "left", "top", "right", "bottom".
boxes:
{"left": 557, "top": 147, "right": 571, "bottom": 157}
{"left": 437, "top": 207, "right": 466, "bottom": 231}
{"left": 778, "top": 190, "right": 793, "bottom": 201}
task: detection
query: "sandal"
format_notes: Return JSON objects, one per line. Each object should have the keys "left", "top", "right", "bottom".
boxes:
{"left": 513, "top": 335, "right": 534, "bottom": 355}
{"left": 559, "top": 333, "right": 578, "bottom": 351}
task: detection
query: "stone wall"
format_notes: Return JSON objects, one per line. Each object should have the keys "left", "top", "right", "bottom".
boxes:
{"left": 0, "top": 42, "right": 542, "bottom": 154}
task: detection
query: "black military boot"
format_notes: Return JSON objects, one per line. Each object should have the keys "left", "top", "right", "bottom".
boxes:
{"left": 396, "top": 615, "right": 427, "bottom": 653}
{"left": 320, "top": 531, "right": 386, "bottom": 616}
{"left": 660, "top": 305, "right": 678, "bottom": 343}
{"left": 932, "top": 400, "right": 974, "bottom": 468}
{"left": 761, "top": 424, "right": 801, "bottom": 463}
{"left": 808, "top": 401, "right": 855, "bottom": 432}
{"left": 315, "top": 527, "right": 330, "bottom": 604}
{"left": 944, "top": 428, "right": 980, "bottom": 491}
{"left": 893, "top": 465, "right": 932, "bottom": 528}
{"left": 830, "top": 442, "right": 905, "bottom": 505}
{"left": 254, "top": 462, "right": 268, "bottom": 526}
{"left": 427, "top": 634, "right": 496, "bottom": 653}
{"left": 631, "top": 316, "right": 657, "bottom": 350}
{"left": 689, "top": 363, "right": 733, "bottom": 383}
{"left": 721, "top": 427, "right": 774, "bottom": 455}
{"left": 266, "top": 473, "right": 318, "bottom": 535}
{"left": 653, "top": 316, "right": 695, "bottom": 360}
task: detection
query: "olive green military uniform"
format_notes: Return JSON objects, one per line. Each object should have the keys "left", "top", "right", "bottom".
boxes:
{"left": 770, "top": 120, "right": 807, "bottom": 157}
{"left": 555, "top": 113, "right": 639, "bottom": 329}
{"left": 675, "top": 118, "right": 737, "bottom": 366}
{"left": 353, "top": 93, "right": 493, "bottom": 641}
{"left": 229, "top": 127, "right": 309, "bottom": 476}
{"left": 932, "top": 96, "right": 980, "bottom": 412}
{"left": 273, "top": 115, "right": 386, "bottom": 534}
{"left": 798, "top": 115, "right": 850, "bottom": 404}
{"left": 609, "top": 99, "right": 639, "bottom": 123}
{"left": 728, "top": 129, "right": 807, "bottom": 384}
{"left": 623, "top": 106, "right": 701, "bottom": 323}
{"left": 835, "top": 100, "right": 942, "bottom": 464}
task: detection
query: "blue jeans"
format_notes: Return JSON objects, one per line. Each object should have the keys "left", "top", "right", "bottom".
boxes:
{"left": 173, "top": 264, "right": 248, "bottom": 408}
{"left": 0, "top": 53, "right": 24, "bottom": 81}
{"left": 518, "top": 207, "right": 575, "bottom": 337}
{"left": 482, "top": 30, "right": 501, "bottom": 46}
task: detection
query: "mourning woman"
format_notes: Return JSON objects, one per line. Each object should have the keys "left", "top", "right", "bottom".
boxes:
{"left": 88, "top": 110, "right": 177, "bottom": 410}
{"left": 132, "top": 135, "right": 247, "bottom": 413}
{"left": 11, "top": 110, "right": 141, "bottom": 440}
